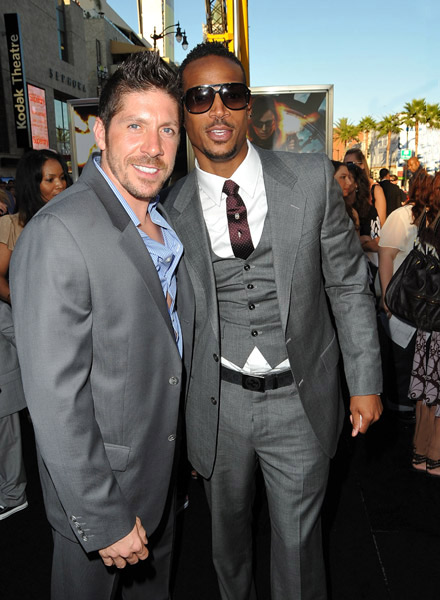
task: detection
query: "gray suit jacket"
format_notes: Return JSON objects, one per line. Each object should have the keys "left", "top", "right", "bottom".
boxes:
{"left": 163, "top": 146, "right": 382, "bottom": 478}
{"left": 10, "top": 156, "right": 194, "bottom": 553}
{"left": 0, "top": 301, "right": 26, "bottom": 418}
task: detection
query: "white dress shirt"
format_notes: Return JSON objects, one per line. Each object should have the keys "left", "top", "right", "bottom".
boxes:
{"left": 195, "top": 142, "right": 290, "bottom": 375}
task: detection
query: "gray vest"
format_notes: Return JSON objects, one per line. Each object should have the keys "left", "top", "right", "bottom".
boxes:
{"left": 212, "top": 212, "right": 288, "bottom": 368}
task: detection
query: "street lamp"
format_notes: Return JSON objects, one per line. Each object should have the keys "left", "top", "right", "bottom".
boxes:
{"left": 151, "top": 22, "right": 189, "bottom": 52}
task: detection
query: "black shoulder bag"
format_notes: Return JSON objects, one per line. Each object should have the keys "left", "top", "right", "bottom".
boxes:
{"left": 385, "top": 212, "right": 440, "bottom": 332}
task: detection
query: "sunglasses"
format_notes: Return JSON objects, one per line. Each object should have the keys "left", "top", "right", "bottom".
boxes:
{"left": 345, "top": 161, "right": 363, "bottom": 167}
{"left": 183, "top": 82, "right": 251, "bottom": 114}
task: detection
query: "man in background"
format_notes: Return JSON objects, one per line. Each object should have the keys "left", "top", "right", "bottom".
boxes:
{"left": 379, "top": 167, "right": 407, "bottom": 216}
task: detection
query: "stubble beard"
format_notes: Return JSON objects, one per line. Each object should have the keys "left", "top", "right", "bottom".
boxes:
{"left": 105, "top": 148, "right": 172, "bottom": 201}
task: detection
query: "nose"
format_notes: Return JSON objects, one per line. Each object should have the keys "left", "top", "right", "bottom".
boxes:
{"left": 140, "top": 130, "right": 163, "bottom": 157}
{"left": 209, "top": 92, "right": 229, "bottom": 119}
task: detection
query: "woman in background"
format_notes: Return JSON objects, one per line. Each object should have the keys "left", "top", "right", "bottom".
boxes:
{"left": 378, "top": 172, "right": 432, "bottom": 420}
{"left": 332, "top": 160, "right": 360, "bottom": 232}
{"left": 0, "top": 149, "right": 70, "bottom": 303}
{"left": 344, "top": 148, "right": 387, "bottom": 226}
{"left": 408, "top": 173, "right": 440, "bottom": 474}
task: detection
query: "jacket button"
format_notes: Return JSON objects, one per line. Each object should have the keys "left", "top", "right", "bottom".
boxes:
{"left": 247, "top": 284, "right": 254, "bottom": 289}
{"left": 251, "top": 330, "right": 258, "bottom": 337}
{"left": 168, "top": 434, "right": 176, "bottom": 442}
{"left": 210, "top": 397, "right": 217, "bottom": 405}
{"left": 213, "top": 353, "right": 219, "bottom": 362}
{"left": 244, "top": 264, "right": 250, "bottom": 271}
{"left": 249, "top": 304, "right": 255, "bottom": 310}
{"left": 82, "top": 535, "right": 88, "bottom": 542}
{"left": 169, "top": 376, "right": 179, "bottom": 385}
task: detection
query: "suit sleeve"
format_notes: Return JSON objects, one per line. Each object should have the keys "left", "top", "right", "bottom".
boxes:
{"left": 10, "top": 213, "right": 135, "bottom": 552}
{"left": 319, "top": 155, "right": 382, "bottom": 395}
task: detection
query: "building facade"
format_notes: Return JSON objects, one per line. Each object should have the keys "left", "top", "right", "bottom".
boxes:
{"left": 0, "top": 0, "right": 150, "bottom": 177}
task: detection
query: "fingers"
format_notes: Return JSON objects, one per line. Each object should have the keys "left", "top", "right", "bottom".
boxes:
{"left": 98, "top": 519, "right": 149, "bottom": 569}
{"left": 136, "top": 516, "right": 148, "bottom": 546}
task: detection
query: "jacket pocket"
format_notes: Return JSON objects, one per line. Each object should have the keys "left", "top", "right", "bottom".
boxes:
{"left": 104, "top": 443, "right": 131, "bottom": 472}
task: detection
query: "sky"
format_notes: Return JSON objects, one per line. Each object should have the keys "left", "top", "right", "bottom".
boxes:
{"left": 108, "top": 0, "right": 439, "bottom": 126}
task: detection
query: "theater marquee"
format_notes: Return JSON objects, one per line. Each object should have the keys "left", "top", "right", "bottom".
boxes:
{"left": 4, "top": 13, "right": 30, "bottom": 148}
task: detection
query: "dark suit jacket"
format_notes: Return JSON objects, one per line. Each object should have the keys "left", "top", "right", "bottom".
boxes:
{"left": 0, "top": 302, "right": 26, "bottom": 418}
{"left": 163, "top": 147, "right": 382, "bottom": 478}
{"left": 10, "top": 156, "right": 194, "bottom": 552}
{"left": 379, "top": 179, "right": 407, "bottom": 216}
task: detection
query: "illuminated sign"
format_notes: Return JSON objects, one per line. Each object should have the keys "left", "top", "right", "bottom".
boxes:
{"left": 28, "top": 84, "right": 49, "bottom": 150}
{"left": 4, "top": 13, "right": 30, "bottom": 148}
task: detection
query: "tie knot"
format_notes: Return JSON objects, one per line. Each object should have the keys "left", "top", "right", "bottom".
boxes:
{"left": 223, "top": 179, "right": 239, "bottom": 197}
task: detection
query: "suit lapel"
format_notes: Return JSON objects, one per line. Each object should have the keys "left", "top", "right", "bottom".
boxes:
{"left": 166, "top": 172, "right": 220, "bottom": 342}
{"left": 258, "top": 149, "right": 306, "bottom": 332}
{"left": 80, "top": 156, "right": 176, "bottom": 342}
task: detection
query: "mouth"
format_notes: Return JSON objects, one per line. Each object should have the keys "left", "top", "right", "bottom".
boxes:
{"left": 132, "top": 164, "right": 161, "bottom": 176}
{"left": 206, "top": 126, "right": 233, "bottom": 142}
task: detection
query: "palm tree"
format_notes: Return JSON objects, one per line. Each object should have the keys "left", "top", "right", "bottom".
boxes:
{"left": 377, "top": 114, "right": 402, "bottom": 169}
{"left": 425, "top": 102, "right": 440, "bottom": 130}
{"left": 401, "top": 98, "right": 427, "bottom": 156}
{"left": 334, "top": 118, "right": 360, "bottom": 150}
{"left": 357, "top": 116, "right": 376, "bottom": 166}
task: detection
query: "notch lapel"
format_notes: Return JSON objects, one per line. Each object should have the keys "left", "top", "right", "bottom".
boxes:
{"left": 81, "top": 156, "right": 176, "bottom": 344}
{"left": 258, "top": 149, "right": 306, "bottom": 332}
{"left": 165, "top": 172, "right": 220, "bottom": 343}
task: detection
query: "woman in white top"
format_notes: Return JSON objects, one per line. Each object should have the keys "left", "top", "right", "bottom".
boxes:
{"left": 378, "top": 173, "right": 432, "bottom": 420}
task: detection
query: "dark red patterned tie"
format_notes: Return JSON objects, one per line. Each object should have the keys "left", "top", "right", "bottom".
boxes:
{"left": 223, "top": 179, "right": 254, "bottom": 259}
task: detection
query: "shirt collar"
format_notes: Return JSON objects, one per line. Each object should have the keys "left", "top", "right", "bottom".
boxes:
{"left": 195, "top": 141, "right": 261, "bottom": 206}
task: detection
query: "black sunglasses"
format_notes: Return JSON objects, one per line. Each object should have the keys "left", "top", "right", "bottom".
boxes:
{"left": 183, "top": 82, "right": 251, "bottom": 114}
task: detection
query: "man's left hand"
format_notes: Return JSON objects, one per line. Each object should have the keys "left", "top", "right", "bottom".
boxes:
{"left": 349, "top": 394, "right": 383, "bottom": 437}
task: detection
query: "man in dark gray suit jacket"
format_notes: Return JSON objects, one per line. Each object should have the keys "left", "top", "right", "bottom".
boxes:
{"left": 10, "top": 52, "right": 193, "bottom": 600}
{"left": 163, "top": 42, "right": 382, "bottom": 600}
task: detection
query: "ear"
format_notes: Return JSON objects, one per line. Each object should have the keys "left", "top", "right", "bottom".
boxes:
{"left": 94, "top": 117, "right": 106, "bottom": 152}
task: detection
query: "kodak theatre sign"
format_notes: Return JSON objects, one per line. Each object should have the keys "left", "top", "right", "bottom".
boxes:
{"left": 4, "top": 13, "right": 30, "bottom": 148}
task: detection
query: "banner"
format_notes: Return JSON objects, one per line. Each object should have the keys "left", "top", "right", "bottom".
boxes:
{"left": 4, "top": 13, "right": 30, "bottom": 148}
{"left": 28, "top": 84, "right": 49, "bottom": 150}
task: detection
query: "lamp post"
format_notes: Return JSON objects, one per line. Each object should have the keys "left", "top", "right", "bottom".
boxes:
{"left": 151, "top": 22, "right": 188, "bottom": 52}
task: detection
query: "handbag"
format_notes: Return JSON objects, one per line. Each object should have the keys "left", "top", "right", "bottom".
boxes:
{"left": 385, "top": 212, "right": 440, "bottom": 332}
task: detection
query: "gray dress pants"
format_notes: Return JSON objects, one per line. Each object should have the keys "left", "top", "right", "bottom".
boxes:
{"left": 0, "top": 411, "right": 27, "bottom": 508}
{"left": 204, "top": 379, "right": 330, "bottom": 600}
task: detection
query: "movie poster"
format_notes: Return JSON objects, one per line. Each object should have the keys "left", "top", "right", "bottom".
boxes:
{"left": 248, "top": 85, "right": 333, "bottom": 156}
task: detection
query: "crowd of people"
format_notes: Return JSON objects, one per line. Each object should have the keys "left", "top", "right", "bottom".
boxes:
{"left": 333, "top": 151, "right": 440, "bottom": 480}
{"left": 0, "top": 42, "right": 437, "bottom": 600}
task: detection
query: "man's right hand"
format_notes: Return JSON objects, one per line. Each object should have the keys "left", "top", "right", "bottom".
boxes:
{"left": 98, "top": 516, "right": 149, "bottom": 568}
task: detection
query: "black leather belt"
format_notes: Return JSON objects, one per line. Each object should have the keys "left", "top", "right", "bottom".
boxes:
{"left": 220, "top": 365, "right": 294, "bottom": 393}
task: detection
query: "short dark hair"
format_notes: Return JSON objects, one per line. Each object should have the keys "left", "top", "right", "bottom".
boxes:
{"left": 178, "top": 41, "right": 247, "bottom": 90}
{"left": 98, "top": 51, "right": 181, "bottom": 131}
{"left": 15, "top": 150, "right": 71, "bottom": 226}
{"left": 379, "top": 168, "right": 389, "bottom": 179}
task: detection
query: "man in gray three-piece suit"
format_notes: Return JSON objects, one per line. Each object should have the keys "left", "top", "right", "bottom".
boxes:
{"left": 163, "top": 42, "right": 383, "bottom": 600}
{"left": 10, "top": 52, "right": 193, "bottom": 600}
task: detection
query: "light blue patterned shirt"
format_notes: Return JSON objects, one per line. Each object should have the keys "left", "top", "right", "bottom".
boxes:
{"left": 94, "top": 156, "right": 183, "bottom": 356}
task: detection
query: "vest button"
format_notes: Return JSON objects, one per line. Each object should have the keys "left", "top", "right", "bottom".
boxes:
{"left": 249, "top": 304, "right": 255, "bottom": 310}
{"left": 251, "top": 330, "right": 258, "bottom": 337}
{"left": 213, "top": 353, "right": 219, "bottom": 362}
{"left": 210, "top": 397, "right": 217, "bottom": 405}
{"left": 244, "top": 264, "right": 250, "bottom": 271}
{"left": 169, "top": 376, "right": 179, "bottom": 385}
{"left": 247, "top": 284, "right": 254, "bottom": 289}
